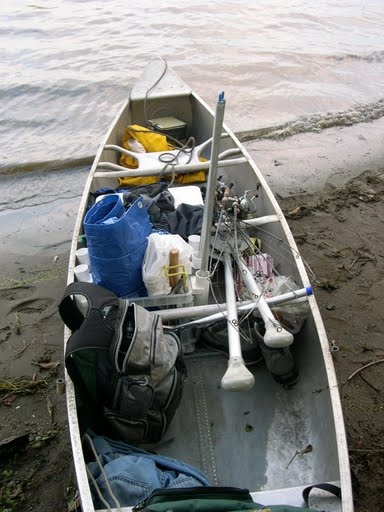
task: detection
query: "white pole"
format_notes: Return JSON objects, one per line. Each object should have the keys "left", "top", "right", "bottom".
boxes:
{"left": 160, "top": 286, "right": 312, "bottom": 327}
{"left": 233, "top": 252, "right": 294, "bottom": 348}
{"left": 220, "top": 253, "right": 255, "bottom": 391}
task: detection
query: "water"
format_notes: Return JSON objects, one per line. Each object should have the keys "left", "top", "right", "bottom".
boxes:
{"left": 2, "top": 0, "right": 384, "bottom": 172}
{"left": 1, "top": 0, "right": 384, "bottom": 257}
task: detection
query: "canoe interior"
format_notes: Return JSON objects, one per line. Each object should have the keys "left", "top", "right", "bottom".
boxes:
{"left": 67, "top": 60, "right": 351, "bottom": 511}
{"left": 155, "top": 329, "right": 339, "bottom": 492}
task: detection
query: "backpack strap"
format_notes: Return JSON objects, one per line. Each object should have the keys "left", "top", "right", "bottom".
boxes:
{"left": 302, "top": 483, "right": 341, "bottom": 508}
{"left": 60, "top": 282, "right": 122, "bottom": 416}
{"left": 60, "top": 282, "right": 122, "bottom": 358}
{"left": 59, "top": 282, "right": 119, "bottom": 331}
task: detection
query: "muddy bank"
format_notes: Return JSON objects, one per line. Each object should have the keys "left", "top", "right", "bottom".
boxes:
{"left": 1, "top": 170, "right": 383, "bottom": 512}
{"left": 244, "top": 117, "right": 384, "bottom": 197}
{"left": 280, "top": 170, "right": 384, "bottom": 512}
{"left": 0, "top": 250, "right": 72, "bottom": 512}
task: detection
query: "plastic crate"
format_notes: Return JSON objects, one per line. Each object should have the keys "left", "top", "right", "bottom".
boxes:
{"left": 129, "top": 276, "right": 193, "bottom": 308}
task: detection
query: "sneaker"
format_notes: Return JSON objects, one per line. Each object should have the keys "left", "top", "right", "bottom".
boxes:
{"left": 200, "top": 319, "right": 263, "bottom": 365}
{"left": 253, "top": 322, "right": 299, "bottom": 386}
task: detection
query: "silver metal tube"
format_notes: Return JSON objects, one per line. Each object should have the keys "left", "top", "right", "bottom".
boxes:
{"left": 156, "top": 286, "right": 312, "bottom": 322}
{"left": 198, "top": 92, "right": 226, "bottom": 277}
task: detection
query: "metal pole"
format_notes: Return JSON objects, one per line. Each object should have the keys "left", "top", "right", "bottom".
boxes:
{"left": 198, "top": 91, "right": 226, "bottom": 277}
{"left": 156, "top": 287, "right": 312, "bottom": 322}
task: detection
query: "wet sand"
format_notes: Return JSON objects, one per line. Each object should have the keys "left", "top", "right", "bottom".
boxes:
{"left": 1, "top": 123, "right": 384, "bottom": 511}
{"left": 245, "top": 116, "right": 384, "bottom": 198}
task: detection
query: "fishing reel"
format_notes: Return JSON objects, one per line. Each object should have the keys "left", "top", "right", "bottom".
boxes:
{"left": 215, "top": 178, "right": 260, "bottom": 219}
{"left": 239, "top": 188, "right": 259, "bottom": 216}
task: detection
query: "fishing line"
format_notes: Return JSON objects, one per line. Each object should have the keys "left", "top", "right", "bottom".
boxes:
{"left": 204, "top": 216, "right": 266, "bottom": 344}
{"left": 254, "top": 226, "right": 318, "bottom": 282}
{"left": 210, "top": 208, "right": 306, "bottom": 321}
{"left": 207, "top": 276, "right": 256, "bottom": 345}
{"left": 235, "top": 225, "right": 288, "bottom": 286}
{"left": 236, "top": 252, "right": 284, "bottom": 330}
{"left": 208, "top": 210, "right": 228, "bottom": 277}
{"left": 235, "top": 226, "right": 310, "bottom": 325}
{"left": 220, "top": 217, "right": 291, "bottom": 335}
{"left": 206, "top": 221, "right": 251, "bottom": 340}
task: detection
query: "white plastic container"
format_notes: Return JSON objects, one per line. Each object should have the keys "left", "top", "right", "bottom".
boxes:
{"left": 74, "top": 264, "right": 93, "bottom": 283}
{"left": 191, "top": 251, "right": 202, "bottom": 270}
{"left": 75, "top": 247, "right": 90, "bottom": 266}
{"left": 188, "top": 234, "right": 201, "bottom": 253}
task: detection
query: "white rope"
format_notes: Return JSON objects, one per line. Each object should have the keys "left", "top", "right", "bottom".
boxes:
{"left": 83, "top": 433, "right": 122, "bottom": 511}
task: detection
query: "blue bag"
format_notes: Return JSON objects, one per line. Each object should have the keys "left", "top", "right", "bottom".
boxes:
{"left": 84, "top": 195, "right": 152, "bottom": 297}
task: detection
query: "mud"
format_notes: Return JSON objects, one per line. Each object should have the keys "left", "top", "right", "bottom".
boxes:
{"left": 1, "top": 170, "right": 383, "bottom": 511}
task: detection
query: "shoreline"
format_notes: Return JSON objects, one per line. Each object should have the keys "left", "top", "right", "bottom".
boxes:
{"left": 245, "top": 116, "right": 384, "bottom": 197}
{"left": 1, "top": 144, "right": 384, "bottom": 510}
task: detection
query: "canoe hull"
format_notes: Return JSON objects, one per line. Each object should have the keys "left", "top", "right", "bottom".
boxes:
{"left": 64, "top": 58, "right": 353, "bottom": 511}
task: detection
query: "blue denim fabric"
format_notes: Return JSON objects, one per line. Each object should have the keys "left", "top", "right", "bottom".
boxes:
{"left": 86, "top": 433, "right": 211, "bottom": 508}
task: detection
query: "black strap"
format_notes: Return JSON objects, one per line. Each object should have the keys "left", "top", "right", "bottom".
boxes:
{"left": 59, "top": 281, "right": 119, "bottom": 331}
{"left": 59, "top": 295, "right": 84, "bottom": 332}
{"left": 303, "top": 483, "right": 341, "bottom": 508}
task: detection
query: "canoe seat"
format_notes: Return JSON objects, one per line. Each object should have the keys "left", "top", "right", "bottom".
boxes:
{"left": 104, "top": 134, "right": 218, "bottom": 173}
{"left": 95, "top": 135, "right": 248, "bottom": 179}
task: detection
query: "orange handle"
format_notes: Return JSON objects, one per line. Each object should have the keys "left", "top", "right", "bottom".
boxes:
{"left": 169, "top": 248, "right": 180, "bottom": 289}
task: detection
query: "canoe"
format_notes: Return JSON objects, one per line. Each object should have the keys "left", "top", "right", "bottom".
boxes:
{"left": 64, "top": 58, "right": 353, "bottom": 511}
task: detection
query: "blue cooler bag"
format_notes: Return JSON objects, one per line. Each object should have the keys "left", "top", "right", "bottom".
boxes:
{"left": 84, "top": 194, "right": 152, "bottom": 297}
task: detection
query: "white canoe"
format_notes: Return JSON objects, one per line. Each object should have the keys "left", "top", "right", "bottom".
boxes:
{"left": 64, "top": 58, "right": 353, "bottom": 511}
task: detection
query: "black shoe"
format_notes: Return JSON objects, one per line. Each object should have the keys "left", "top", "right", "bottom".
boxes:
{"left": 200, "top": 319, "right": 263, "bottom": 365}
{"left": 253, "top": 323, "right": 299, "bottom": 386}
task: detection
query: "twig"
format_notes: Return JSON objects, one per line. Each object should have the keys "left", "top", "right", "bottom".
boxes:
{"left": 349, "top": 448, "right": 384, "bottom": 453}
{"left": 15, "top": 338, "right": 36, "bottom": 358}
{"left": 14, "top": 312, "right": 21, "bottom": 334}
{"left": 47, "top": 394, "right": 54, "bottom": 424}
{"left": 359, "top": 373, "right": 380, "bottom": 393}
{"left": 354, "top": 230, "right": 366, "bottom": 245}
{"left": 0, "top": 378, "right": 47, "bottom": 402}
{"left": 347, "top": 359, "right": 384, "bottom": 381}
{"left": 347, "top": 257, "right": 359, "bottom": 271}
{"left": 286, "top": 444, "right": 312, "bottom": 469}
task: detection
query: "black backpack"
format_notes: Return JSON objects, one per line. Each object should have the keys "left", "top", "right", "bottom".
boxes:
{"left": 59, "top": 282, "right": 187, "bottom": 444}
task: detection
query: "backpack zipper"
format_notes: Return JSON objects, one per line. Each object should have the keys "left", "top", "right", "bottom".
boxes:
{"left": 114, "top": 299, "right": 129, "bottom": 373}
{"left": 150, "top": 314, "right": 160, "bottom": 365}
{"left": 133, "top": 487, "right": 251, "bottom": 511}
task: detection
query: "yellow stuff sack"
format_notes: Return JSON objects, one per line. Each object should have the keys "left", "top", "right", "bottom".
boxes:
{"left": 118, "top": 125, "right": 206, "bottom": 187}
